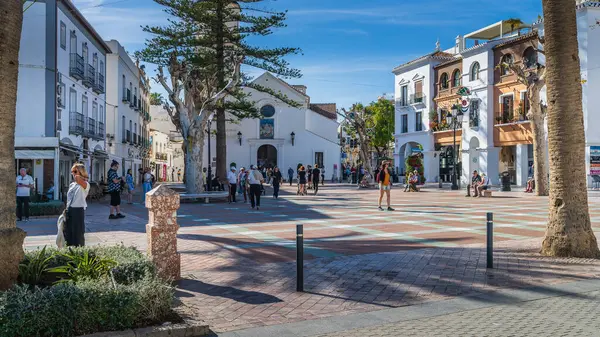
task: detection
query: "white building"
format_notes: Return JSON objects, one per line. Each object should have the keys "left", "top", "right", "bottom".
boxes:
{"left": 149, "top": 129, "right": 174, "bottom": 182}
{"left": 149, "top": 106, "right": 185, "bottom": 181}
{"left": 204, "top": 72, "right": 341, "bottom": 180}
{"left": 104, "top": 40, "right": 151, "bottom": 183}
{"left": 17, "top": 0, "right": 110, "bottom": 199}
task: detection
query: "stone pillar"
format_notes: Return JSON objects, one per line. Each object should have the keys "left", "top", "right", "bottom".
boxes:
{"left": 516, "top": 144, "right": 529, "bottom": 186}
{"left": 146, "top": 185, "right": 181, "bottom": 282}
{"left": 486, "top": 147, "right": 501, "bottom": 185}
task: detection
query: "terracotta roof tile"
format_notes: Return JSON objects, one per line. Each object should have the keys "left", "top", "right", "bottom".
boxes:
{"left": 310, "top": 103, "right": 337, "bottom": 120}
{"left": 492, "top": 31, "right": 538, "bottom": 49}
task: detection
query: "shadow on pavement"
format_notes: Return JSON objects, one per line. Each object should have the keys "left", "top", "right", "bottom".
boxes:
{"left": 177, "top": 278, "right": 283, "bottom": 305}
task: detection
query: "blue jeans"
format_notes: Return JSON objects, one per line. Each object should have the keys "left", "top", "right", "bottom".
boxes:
{"left": 142, "top": 182, "right": 152, "bottom": 202}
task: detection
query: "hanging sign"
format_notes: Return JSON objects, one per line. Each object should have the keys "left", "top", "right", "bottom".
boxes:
{"left": 457, "top": 87, "right": 471, "bottom": 96}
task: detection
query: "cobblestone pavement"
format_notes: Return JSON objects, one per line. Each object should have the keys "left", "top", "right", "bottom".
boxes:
{"left": 17, "top": 185, "right": 600, "bottom": 332}
{"left": 315, "top": 290, "right": 600, "bottom": 337}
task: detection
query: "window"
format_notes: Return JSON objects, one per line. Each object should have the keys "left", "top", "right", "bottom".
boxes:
{"left": 523, "top": 47, "right": 537, "bottom": 68}
{"left": 400, "top": 85, "right": 408, "bottom": 106}
{"left": 70, "top": 31, "right": 77, "bottom": 54}
{"left": 315, "top": 152, "right": 324, "bottom": 168}
{"left": 122, "top": 75, "right": 126, "bottom": 98}
{"left": 58, "top": 82, "right": 66, "bottom": 108}
{"left": 92, "top": 102, "right": 98, "bottom": 121}
{"left": 60, "top": 22, "right": 66, "bottom": 50}
{"left": 99, "top": 61, "right": 104, "bottom": 76}
{"left": 501, "top": 95, "right": 514, "bottom": 123}
{"left": 452, "top": 69, "right": 461, "bottom": 87}
{"left": 416, "top": 111, "right": 423, "bottom": 131}
{"left": 500, "top": 54, "right": 513, "bottom": 75}
{"left": 99, "top": 105, "right": 104, "bottom": 123}
{"left": 69, "top": 89, "right": 77, "bottom": 112}
{"left": 401, "top": 114, "right": 408, "bottom": 133}
{"left": 129, "top": 120, "right": 132, "bottom": 132}
{"left": 260, "top": 104, "right": 276, "bottom": 117}
{"left": 82, "top": 43, "right": 88, "bottom": 64}
{"left": 122, "top": 116, "right": 126, "bottom": 140}
{"left": 470, "top": 62, "right": 480, "bottom": 81}
{"left": 92, "top": 53, "right": 98, "bottom": 71}
{"left": 82, "top": 95, "right": 88, "bottom": 117}
{"left": 440, "top": 73, "right": 449, "bottom": 89}
{"left": 414, "top": 80, "right": 423, "bottom": 102}
{"left": 470, "top": 100, "right": 480, "bottom": 127}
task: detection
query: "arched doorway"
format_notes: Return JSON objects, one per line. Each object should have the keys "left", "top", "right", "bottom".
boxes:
{"left": 257, "top": 145, "right": 277, "bottom": 168}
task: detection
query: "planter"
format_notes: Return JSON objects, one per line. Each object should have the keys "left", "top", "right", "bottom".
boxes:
{"left": 78, "top": 322, "right": 210, "bottom": 337}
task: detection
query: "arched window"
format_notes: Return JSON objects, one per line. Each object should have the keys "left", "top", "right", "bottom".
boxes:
{"left": 500, "top": 54, "right": 514, "bottom": 75}
{"left": 523, "top": 47, "right": 537, "bottom": 68}
{"left": 452, "top": 69, "right": 461, "bottom": 87}
{"left": 260, "top": 104, "right": 276, "bottom": 118}
{"left": 470, "top": 62, "right": 480, "bottom": 81}
{"left": 440, "top": 73, "right": 449, "bottom": 89}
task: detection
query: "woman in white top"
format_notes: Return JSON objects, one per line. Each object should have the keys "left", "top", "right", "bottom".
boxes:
{"left": 65, "top": 163, "right": 90, "bottom": 246}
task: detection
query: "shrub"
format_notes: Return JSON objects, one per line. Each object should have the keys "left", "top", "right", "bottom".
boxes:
{"left": 23, "top": 201, "right": 65, "bottom": 216}
{"left": 0, "top": 277, "right": 174, "bottom": 337}
{"left": 50, "top": 250, "right": 117, "bottom": 283}
{"left": 18, "top": 246, "right": 54, "bottom": 286}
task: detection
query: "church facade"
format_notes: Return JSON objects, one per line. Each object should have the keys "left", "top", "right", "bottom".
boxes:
{"left": 205, "top": 72, "right": 341, "bottom": 180}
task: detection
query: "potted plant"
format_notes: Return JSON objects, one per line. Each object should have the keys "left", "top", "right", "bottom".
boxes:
{"left": 496, "top": 116, "right": 503, "bottom": 124}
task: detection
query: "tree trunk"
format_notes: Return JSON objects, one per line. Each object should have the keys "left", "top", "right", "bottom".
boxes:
{"left": 216, "top": 107, "right": 227, "bottom": 179}
{"left": 541, "top": 0, "right": 599, "bottom": 258}
{"left": 528, "top": 90, "right": 549, "bottom": 196}
{"left": 0, "top": 0, "right": 26, "bottom": 290}
{"left": 215, "top": 2, "right": 227, "bottom": 184}
{"left": 183, "top": 125, "right": 206, "bottom": 194}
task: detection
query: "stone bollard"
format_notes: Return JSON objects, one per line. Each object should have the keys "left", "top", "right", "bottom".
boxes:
{"left": 146, "top": 185, "right": 181, "bottom": 282}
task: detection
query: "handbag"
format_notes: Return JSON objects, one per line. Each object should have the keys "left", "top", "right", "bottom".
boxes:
{"left": 56, "top": 185, "right": 78, "bottom": 248}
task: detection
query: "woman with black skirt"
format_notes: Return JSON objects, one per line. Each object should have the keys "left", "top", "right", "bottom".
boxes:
{"left": 65, "top": 163, "right": 90, "bottom": 246}
{"left": 272, "top": 167, "right": 283, "bottom": 199}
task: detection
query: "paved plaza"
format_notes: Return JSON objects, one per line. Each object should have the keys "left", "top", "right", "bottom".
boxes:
{"left": 18, "top": 185, "right": 600, "bottom": 335}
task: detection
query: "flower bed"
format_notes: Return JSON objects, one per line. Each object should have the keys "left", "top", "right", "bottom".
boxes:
{"left": 0, "top": 245, "right": 179, "bottom": 337}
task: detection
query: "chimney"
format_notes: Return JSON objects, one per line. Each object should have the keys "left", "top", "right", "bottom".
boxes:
{"left": 292, "top": 85, "right": 307, "bottom": 95}
{"left": 455, "top": 35, "right": 464, "bottom": 53}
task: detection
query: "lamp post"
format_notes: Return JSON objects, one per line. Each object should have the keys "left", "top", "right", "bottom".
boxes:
{"left": 446, "top": 107, "right": 464, "bottom": 190}
{"left": 237, "top": 131, "right": 242, "bottom": 146}
{"left": 206, "top": 114, "right": 214, "bottom": 191}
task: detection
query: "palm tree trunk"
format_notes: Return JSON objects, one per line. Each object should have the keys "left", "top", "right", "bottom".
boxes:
{"left": 0, "top": 0, "right": 27, "bottom": 290}
{"left": 541, "top": 0, "right": 599, "bottom": 257}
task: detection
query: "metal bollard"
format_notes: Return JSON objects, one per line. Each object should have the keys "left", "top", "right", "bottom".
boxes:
{"left": 296, "top": 224, "right": 304, "bottom": 292}
{"left": 486, "top": 212, "right": 493, "bottom": 269}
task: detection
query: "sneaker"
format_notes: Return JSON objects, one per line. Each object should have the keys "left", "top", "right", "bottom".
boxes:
{"left": 387, "top": 207, "right": 395, "bottom": 211}
{"left": 116, "top": 213, "right": 126, "bottom": 219}
{"left": 109, "top": 214, "right": 117, "bottom": 219}
{"left": 378, "top": 206, "right": 384, "bottom": 211}
{"left": 256, "top": 207, "right": 260, "bottom": 211}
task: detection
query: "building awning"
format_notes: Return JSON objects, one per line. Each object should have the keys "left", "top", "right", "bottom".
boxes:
{"left": 92, "top": 150, "right": 109, "bottom": 159}
{"left": 15, "top": 149, "right": 55, "bottom": 159}
{"left": 464, "top": 20, "right": 531, "bottom": 40}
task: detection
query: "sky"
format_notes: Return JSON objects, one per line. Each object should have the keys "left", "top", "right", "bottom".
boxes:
{"left": 71, "top": 0, "right": 542, "bottom": 109}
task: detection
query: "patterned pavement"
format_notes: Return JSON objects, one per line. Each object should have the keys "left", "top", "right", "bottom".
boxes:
{"left": 18, "top": 185, "right": 600, "bottom": 333}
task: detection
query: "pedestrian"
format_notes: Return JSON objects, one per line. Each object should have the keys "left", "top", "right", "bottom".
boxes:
{"left": 107, "top": 161, "right": 125, "bottom": 219}
{"left": 138, "top": 167, "right": 144, "bottom": 185}
{"left": 288, "top": 167, "right": 294, "bottom": 186}
{"left": 298, "top": 166, "right": 307, "bottom": 195}
{"left": 16, "top": 168, "right": 34, "bottom": 222}
{"left": 238, "top": 168, "right": 248, "bottom": 203}
{"left": 266, "top": 168, "right": 273, "bottom": 185}
{"left": 321, "top": 167, "right": 325, "bottom": 186}
{"left": 143, "top": 168, "right": 153, "bottom": 203}
{"left": 125, "top": 169, "right": 135, "bottom": 204}
{"left": 272, "top": 167, "right": 282, "bottom": 199}
{"left": 376, "top": 161, "right": 394, "bottom": 211}
{"left": 202, "top": 167, "right": 208, "bottom": 191}
{"left": 177, "top": 168, "right": 182, "bottom": 182}
{"left": 307, "top": 165, "right": 313, "bottom": 190}
{"left": 171, "top": 168, "right": 175, "bottom": 182}
{"left": 64, "top": 163, "right": 90, "bottom": 246}
{"left": 312, "top": 165, "right": 321, "bottom": 194}
{"left": 227, "top": 167, "right": 238, "bottom": 203}
{"left": 248, "top": 165, "right": 264, "bottom": 210}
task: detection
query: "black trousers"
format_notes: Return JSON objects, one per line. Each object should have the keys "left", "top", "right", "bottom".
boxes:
{"left": 249, "top": 184, "right": 261, "bottom": 208}
{"left": 313, "top": 180, "right": 319, "bottom": 193}
{"left": 289, "top": 176, "right": 293, "bottom": 186}
{"left": 229, "top": 183, "right": 237, "bottom": 202}
{"left": 16, "top": 196, "right": 30, "bottom": 220}
{"left": 273, "top": 183, "right": 280, "bottom": 198}
{"left": 65, "top": 207, "right": 85, "bottom": 247}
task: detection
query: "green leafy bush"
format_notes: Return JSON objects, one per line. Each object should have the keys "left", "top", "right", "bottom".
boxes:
{"left": 23, "top": 201, "right": 65, "bottom": 216}
{"left": 18, "top": 246, "right": 54, "bottom": 286}
{"left": 50, "top": 250, "right": 117, "bottom": 283}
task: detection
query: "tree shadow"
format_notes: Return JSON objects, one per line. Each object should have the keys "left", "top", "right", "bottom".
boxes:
{"left": 177, "top": 278, "right": 282, "bottom": 305}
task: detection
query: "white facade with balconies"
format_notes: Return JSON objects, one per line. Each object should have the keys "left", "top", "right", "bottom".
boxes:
{"left": 17, "top": 0, "right": 110, "bottom": 199}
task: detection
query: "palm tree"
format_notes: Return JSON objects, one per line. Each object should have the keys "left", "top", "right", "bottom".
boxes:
{"left": 0, "top": 0, "right": 26, "bottom": 290}
{"left": 540, "top": 0, "right": 599, "bottom": 257}
{"left": 149, "top": 92, "right": 163, "bottom": 106}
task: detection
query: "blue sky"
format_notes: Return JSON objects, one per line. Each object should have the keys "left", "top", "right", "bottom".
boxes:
{"left": 73, "top": 0, "right": 542, "bottom": 109}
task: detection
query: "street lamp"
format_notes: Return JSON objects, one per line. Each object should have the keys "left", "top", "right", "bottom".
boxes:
{"left": 237, "top": 131, "right": 242, "bottom": 146}
{"left": 290, "top": 132, "right": 295, "bottom": 146}
{"left": 446, "top": 106, "right": 464, "bottom": 190}
{"left": 206, "top": 114, "right": 214, "bottom": 191}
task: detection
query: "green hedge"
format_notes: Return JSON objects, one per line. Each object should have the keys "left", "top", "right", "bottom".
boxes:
{"left": 21, "top": 201, "right": 65, "bottom": 216}
{"left": 2, "top": 245, "right": 173, "bottom": 337}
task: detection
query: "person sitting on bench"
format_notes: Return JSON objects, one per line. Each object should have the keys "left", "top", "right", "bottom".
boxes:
{"left": 466, "top": 170, "right": 482, "bottom": 197}
{"left": 476, "top": 173, "right": 490, "bottom": 197}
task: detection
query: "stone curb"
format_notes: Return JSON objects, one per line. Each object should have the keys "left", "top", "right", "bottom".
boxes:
{"left": 79, "top": 323, "right": 210, "bottom": 337}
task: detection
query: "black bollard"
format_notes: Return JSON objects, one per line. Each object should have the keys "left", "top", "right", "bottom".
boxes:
{"left": 486, "top": 212, "right": 493, "bottom": 269}
{"left": 296, "top": 224, "right": 304, "bottom": 292}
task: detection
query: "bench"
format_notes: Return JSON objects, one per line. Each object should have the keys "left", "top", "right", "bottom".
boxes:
{"left": 482, "top": 190, "right": 493, "bottom": 198}
{"left": 180, "top": 191, "right": 229, "bottom": 203}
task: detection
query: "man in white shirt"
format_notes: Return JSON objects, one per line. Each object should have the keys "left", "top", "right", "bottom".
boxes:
{"left": 247, "top": 165, "right": 264, "bottom": 210}
{"left": 227, "top": 167, "right": 238, "bottom": 203}
{"left": 477, "top": 173, "right": 491, "bottom": 197}
{"left": 16, "top": 168, "right": 34, "bottom": 221}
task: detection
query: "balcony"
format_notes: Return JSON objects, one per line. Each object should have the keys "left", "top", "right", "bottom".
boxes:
{"left": 396, "top": 98, "right": 409, "bottom": 108}
{"left": 98, "top": 122, "right": 105, "bottom": 140}
{"left": 69, "top": 54, "right": 84, "bottom": 80}
{"left": 410, "top": 93, "right": 426, "bottom": 105}
{"left": 122, "top": 89, "right": 131, "bottom": 103}
{"left": 69, "top": 111, "right": 84, "bottom": 136}
{"left": 126, "top": 130, "right": 131, "bottom": 143}
{"left": 86, "top": 117, "right": 96, "bottom": 138}
{"left": 83, "top": 64, "right": 95, "bottom": 88}
{"left": 131, "top": 96, "right": 137, "bottom": 109}
{"left": 94, "top": 73, "right": 105, "bottom": 94}
{"left": 494, "top": 110, "right": 529, "bottom": 125}
{"left": 138, "top": 135, "right": 142, "bottom": 144}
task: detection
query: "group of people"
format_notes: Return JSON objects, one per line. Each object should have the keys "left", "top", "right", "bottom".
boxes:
{"left": 466, "top": 170, "right": 490, "bottom": 197}
{"left": 170, "top": 167, "right": 183, "bottom": 182}
{"left": 225, "top": 165, "right": 279, "bottom": 210}
{"left": 296, "top": 165, "right": 322, "bottom": 195}
{"left": 404, "top": 170, "right": 421, "bottom": 192}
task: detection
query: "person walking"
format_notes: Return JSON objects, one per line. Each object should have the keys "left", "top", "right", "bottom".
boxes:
{"left": 321, "top": 167, "right": 325, "bottom": 186}
{"left": 177, "top": 168, "right": 182, "bottom": 182}
{"left": 272, "top": 167, "right": 283, "bottom": 199}
{"left": 298, "top": 166, "right": 307, "bottom": 195}
{"left": 125, "top": 169, "right": 135, "bottom": 204}
{"left": 107, "top": 161, "right": 125, "bottom": 219}
{"left": 248, "top": 165, "right": 264, "bottom": 210}
{"left": 64, "top": 163, "right": 90, "bottom": 246}
{"left": 142, "top": 168, "right": 153, "bottom": 203}
{"left": 227, "top": 167, "right": 238, "bottom": 203}
{"left": 171, "top": 168, "right": 175, "bottom": 182}
{"left": 307, "top": 165, "right": 313, "bottom": 190}
{"left": 288, "top": 167, "right": 294, "bottom": 186}
{"left": 376, "top": 162, "right": 394, "bottom": 211}
{"left": 16, "top": 168, "right": 34, "bottom": 222}
{"left": 312, "top": 165, "right": 321, "bottom": 195}
{"left": 238, "top": 168, "right": 248, "bottom": 203}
